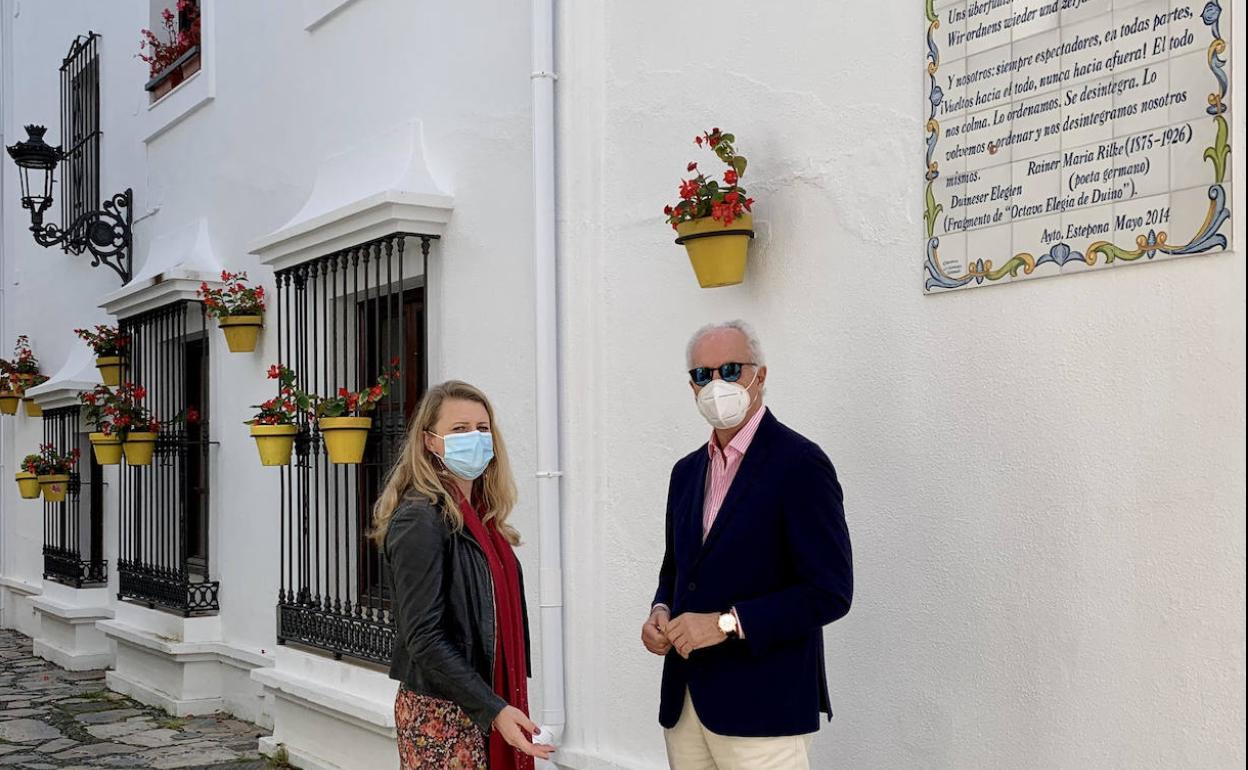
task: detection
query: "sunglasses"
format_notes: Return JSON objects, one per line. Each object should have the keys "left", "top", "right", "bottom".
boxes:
{"left": 688, "top": 362, "right": 757, "bottom": 387}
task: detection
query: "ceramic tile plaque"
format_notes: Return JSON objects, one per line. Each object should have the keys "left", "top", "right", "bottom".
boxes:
{"left": 923, "top": 0, "right": 1232, "bottom": 292}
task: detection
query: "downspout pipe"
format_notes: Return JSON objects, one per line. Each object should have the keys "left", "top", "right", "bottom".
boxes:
{"left": 531, "top": 0, "right": 567, "bottom": 756}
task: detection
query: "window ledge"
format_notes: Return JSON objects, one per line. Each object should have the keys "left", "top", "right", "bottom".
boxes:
{"left": 97, "top": 619, "right": 273, "bottom": 668}
{"left": 142, "top": 67, "right": 212, "bottom": 143}
{"left": 252, "top": 666, "right": 396, "bottom": 731}
{"left": 0, "top": 575, "right": 43, "bottom": 597}
{"left": 30, "top": 595, "right": 114, "bottom": 624}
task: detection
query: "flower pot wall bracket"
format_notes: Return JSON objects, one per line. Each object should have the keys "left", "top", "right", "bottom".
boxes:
{"left": 673, "top": 227, "right": 756, "bottom": 245}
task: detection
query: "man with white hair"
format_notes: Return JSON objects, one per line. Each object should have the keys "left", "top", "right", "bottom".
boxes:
{"left": 642, "top": 320, "right": 853, "bottom": 770}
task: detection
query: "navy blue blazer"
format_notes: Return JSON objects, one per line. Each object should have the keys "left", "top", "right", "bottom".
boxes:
{"left": 653, "top": 409, "right": 852, "bottom": 737}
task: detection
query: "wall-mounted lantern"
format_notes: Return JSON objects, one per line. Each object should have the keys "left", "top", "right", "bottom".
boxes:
{"left": 6, "top": 125, "right": 133, "bottom": 283}
{"left": 4, "top": 32, "right": 133, "bottom": 284}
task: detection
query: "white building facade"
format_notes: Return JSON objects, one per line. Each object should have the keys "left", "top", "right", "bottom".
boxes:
{"left": 1, "top": 2, "right": 1244, "bottom": 769}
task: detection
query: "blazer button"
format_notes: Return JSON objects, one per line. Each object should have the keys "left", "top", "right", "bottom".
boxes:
{"left": 688, "top": 582, "right": 697, "bottom": 591}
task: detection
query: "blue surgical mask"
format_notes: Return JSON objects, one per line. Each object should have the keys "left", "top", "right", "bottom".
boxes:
{"left": 430, "top": 430, "right": 495, "bottom": 480}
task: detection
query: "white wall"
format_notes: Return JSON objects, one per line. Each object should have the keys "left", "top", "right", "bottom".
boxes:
{"left": 0, "top": 1, "right": 1243, "bottom": 769}
{"left": 555, "top": 2, "right": 1245, "bottom": 768}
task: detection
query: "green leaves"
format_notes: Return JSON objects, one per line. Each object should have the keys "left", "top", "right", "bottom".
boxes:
{"left": 732, "top": 156, "right": 747, "bottom": 177}
{"left": 317, "top": 400, "right": 346, "bottom": 419}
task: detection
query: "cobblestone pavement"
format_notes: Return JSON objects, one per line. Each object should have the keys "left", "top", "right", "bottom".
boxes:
{"left": 0, "top": 629, "right": 273, "bottom": 769}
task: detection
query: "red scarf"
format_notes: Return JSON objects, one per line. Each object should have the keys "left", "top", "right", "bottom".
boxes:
{"left": 456, "top": 493, "right": 532, "bottom": 770}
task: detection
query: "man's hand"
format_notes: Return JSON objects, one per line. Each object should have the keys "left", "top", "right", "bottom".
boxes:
{"left": 666, "top": 612, "right": 728, "bottom": 658}
{"left": 493, "top": 705, "right": 555, "bottom": 761}
{"left": 641, "top": 606, "right": 672, "bottom": 656}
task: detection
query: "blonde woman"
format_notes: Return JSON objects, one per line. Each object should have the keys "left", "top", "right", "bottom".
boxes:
{"left": 373, "top": 381, "right": 552, "bottom": 769}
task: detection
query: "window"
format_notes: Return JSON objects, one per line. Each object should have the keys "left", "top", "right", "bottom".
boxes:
{"left": 141, "top": 0, "right": 214, "bottom": 142}
{"left": 59, "top": 33, "right": 100, "bottom": 233}
{"left": 355, "top": 289, "right": 424, "bottom": 606}
{"left": 117, "top": 301, "right": 218, "bottom": 616}
{"left": 145, "top": 0, "right": 203, "bottom": 103}
{"left": 41, "top": 407, "right": 107, "bottom": 588}
{"left": 275, "top": 233, "right": 433, "bottom": 663}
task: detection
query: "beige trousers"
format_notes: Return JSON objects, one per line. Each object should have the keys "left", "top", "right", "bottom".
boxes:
{"left": 664, "top": 690, "right": 815, "bottom": 770}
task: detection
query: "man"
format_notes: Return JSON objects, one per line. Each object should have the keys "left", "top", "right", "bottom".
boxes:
{"left": 642, "top": 320, "right": 853, "bottom": 770}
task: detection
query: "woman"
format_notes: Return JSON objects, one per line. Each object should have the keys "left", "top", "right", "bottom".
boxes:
{"left": 373, "top": 380, "right": 553, "bottom": 769}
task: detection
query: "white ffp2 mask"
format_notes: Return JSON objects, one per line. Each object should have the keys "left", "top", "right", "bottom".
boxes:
{"left": 695, "top": 372, "right": 758, "bottom": 429}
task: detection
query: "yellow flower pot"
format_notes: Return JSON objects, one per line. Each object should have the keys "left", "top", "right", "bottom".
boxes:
{"left": 218, "top": 315, "right": 264, "bottom": 353}
{"left": 123, "top": 432, "right": 159, "bottom": 466}
{"left": 90, "top": 432, "right": 124, "bottom": 465}
{"left": 674, "top": 213, "right": 754, "bottom": 288}
{"left": 16, "top": 472, "right": 41, "bottom": 500}
{"left": 319, "top": 417, "right": 372, "bottom": 464}
{"left": 23, "top": 398, "right": 42, "bottom": 417}
{"left": 38, "top": 474, "right": 70, "bottom": 502}
{"left": 251, "top": 423, "right": 298, "bottom": 466}
{"left": 96, "top": 356, "right": 125, "bottom": 386}
{"left": 0, "top": 392, "right": 19, "bottom": 415}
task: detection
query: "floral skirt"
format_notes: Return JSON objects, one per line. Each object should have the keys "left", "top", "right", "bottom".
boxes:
{"left": 395, "top": 683, "right": 488, "bottom": 769}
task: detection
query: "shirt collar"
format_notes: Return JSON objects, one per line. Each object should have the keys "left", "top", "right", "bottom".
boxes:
{"left": 708, "top": 405, "right": 768, "bottom": 460}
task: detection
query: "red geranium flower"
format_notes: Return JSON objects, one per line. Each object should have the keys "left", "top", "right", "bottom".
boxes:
{"left": 663, "top": 128, "right": 751, "bottom": 229}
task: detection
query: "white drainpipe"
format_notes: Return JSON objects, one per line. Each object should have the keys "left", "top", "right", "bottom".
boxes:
{"left": 531, "top": 0, "right": 567, "bottom": 758}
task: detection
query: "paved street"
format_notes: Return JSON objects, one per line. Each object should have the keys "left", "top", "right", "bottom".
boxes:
{"left": 0, "top": 629, "right": 272, "bottom": 769}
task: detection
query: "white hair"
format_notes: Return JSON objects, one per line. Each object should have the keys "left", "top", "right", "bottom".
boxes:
{"left": 686, "top": 320, "right": 766, "bottom": 369}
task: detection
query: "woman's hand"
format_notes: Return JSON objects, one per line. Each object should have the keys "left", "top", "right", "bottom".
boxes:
{"left": 493, "top": 705, "right": 555, "bottom": 760}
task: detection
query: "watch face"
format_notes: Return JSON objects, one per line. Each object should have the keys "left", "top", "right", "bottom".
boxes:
{"left": 719, "top": 613, "right": 736, "bottom": 633}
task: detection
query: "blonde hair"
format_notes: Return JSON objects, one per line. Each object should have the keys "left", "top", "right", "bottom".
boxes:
{"left": 370, "top": 380, "right": 519, "bottom": 546}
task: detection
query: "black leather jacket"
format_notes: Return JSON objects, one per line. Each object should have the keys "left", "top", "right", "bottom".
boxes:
{"left": 384, "top": 497, "right": 531, "bottom": 734}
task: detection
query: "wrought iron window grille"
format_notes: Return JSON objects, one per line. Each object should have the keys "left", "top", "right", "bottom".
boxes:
{"left": 117, "top": 301, "right": 218, "bottom": 616}
{"left": 42, "top": 407, "right": 108, "bottom": 588}
{"left": 275, "top": 233, "right": 434, "bottom": 664}
{"left": 4, "top": 33, "right": 133, "bottom": 284}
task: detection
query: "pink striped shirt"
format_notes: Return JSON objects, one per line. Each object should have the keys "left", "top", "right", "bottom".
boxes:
{"left": 703, "top": 406, "right": 768, "bottom": 539}
{"left": 701, "top": 405, "right": 767, "bottom": 638}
